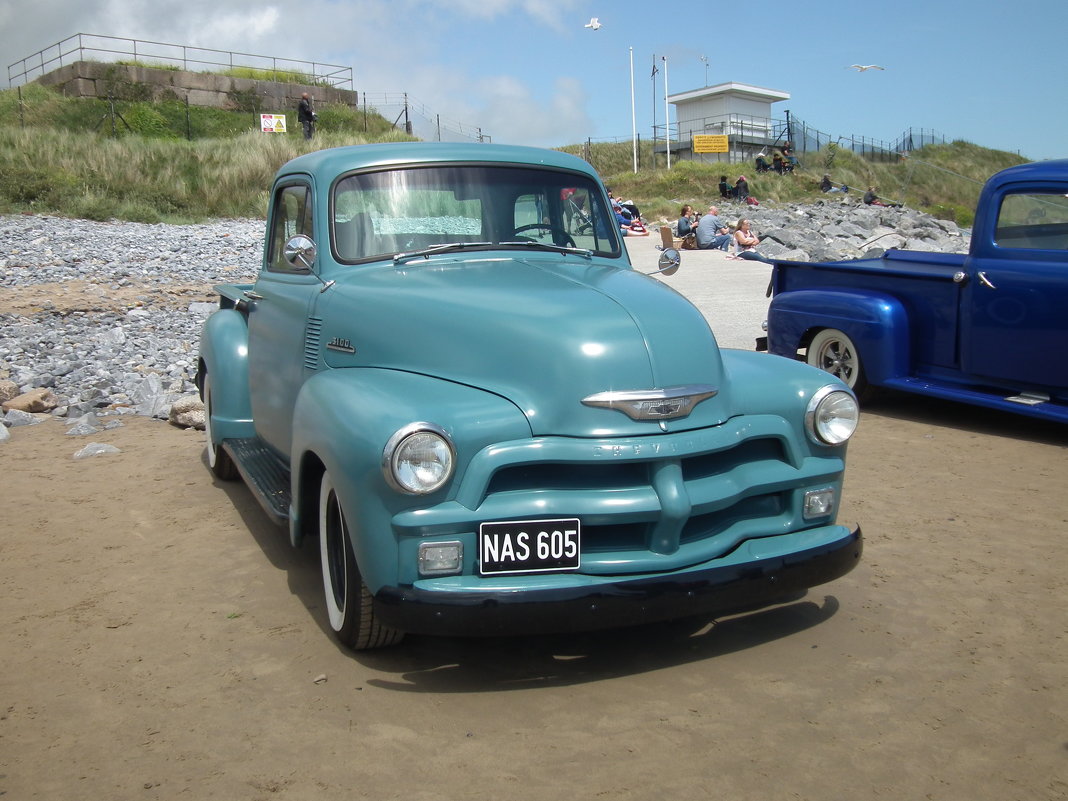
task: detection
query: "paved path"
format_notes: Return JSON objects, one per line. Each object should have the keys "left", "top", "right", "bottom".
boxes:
{"left": 624, "top": 237, "right": 773, "bottom": 351}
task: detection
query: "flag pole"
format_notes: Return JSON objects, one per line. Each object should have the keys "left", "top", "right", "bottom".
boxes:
{"left": 630, "top": 47, "right": 637, "bottom": 173}
{"left": 663, "top": 56, "right": 670, "bottom": 170}
{"left": 651, "top": 55, "right": 658, "bottom": 170}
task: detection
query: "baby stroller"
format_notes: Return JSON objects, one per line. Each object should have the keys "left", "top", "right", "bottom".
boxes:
{"left": 565, "top": 194, "right": 594, "bottom": 234}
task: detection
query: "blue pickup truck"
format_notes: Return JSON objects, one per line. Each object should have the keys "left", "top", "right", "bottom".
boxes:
{"left": 761, "top": 159, "right": 1068, "bottom": 423}
{"left": 198, "top": 142, "right": 861, "bottom": 649}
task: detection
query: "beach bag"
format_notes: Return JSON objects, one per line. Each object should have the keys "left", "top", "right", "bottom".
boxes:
{"left": 746, "top": 196, "right": 760, "bottom": 207}
{"left": 680, "top": 233, "right": 698, "bottom": 250}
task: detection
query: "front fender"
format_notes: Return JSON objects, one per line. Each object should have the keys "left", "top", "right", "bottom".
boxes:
{"left": 767, "top": 289, "right": 910, "bottom": 386}
{"left": 289, "top": 368, "right": 532, "bottom": 590}
{"left": 198, "top": 308, "right": 254, "bottom": 441}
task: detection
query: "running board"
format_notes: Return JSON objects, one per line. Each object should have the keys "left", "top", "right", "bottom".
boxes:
{"left": 881, "top": 378, "right": 1068, "bottom": 423}
{"left": 222, "top": 437, "right": 292, "bottom": 526}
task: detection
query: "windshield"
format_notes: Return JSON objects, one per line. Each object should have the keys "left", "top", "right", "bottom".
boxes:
{"left": 332, "top": 165, "right": 621, "bottom": 261}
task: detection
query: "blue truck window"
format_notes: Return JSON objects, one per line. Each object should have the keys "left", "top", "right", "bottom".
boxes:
{"left": 268, "top": 184, "right": 313, "bottom": 272}
{"left": 995, "top": 192, "right": 1068, "bottom": 250}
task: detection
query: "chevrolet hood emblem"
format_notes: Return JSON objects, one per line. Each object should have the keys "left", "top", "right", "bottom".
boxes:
{"left": 581, "top": 385, "right": 719, "bottom": 421}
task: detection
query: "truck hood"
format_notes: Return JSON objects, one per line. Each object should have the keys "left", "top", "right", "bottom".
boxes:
{"left": 315, "top": 253, "right": 730, "bottom": 437}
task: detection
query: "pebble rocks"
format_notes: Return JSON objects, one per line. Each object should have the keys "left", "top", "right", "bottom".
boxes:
{"left": 673, "top": 196, "right": 970, "bottom": 261}
{"left": 1, "top": 214, "right": 261, "bottom": 434}
{"left": 1, "top": 204, "right": 969, "bottom": 441}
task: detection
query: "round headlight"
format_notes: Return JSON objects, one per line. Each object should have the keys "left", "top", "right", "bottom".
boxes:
{"left": 383, "top": 423, "right": 455, "bottom": 494}
{"left": 806, "top": 386, "right": 859, "bottom": 445}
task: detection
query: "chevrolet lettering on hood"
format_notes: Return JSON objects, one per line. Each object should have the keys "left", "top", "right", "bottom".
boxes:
{"left": 197, "top": 141, "right": 861, "bottom": 652}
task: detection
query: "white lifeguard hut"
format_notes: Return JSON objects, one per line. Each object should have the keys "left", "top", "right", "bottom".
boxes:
{"left": 668, "top": 82, "right": 791, "bottom": 163}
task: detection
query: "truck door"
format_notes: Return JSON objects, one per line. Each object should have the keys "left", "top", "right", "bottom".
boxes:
{"left": 247, "top": 180, "right": 322, "bottom": 457}
{"left": 960, "top": 189, "right": 1068, "bottom": 392}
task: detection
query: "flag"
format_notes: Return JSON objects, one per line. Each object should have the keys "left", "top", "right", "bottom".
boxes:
{"left": 651, "top": 56, "right": 658, "bottom": 78}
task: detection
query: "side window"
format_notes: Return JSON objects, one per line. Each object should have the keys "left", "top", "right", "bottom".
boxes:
{"left": 995, "top": 192, "right": 1068, "bottom": 250}
{"left": 267, "top": 184, "right": 313, "bottom": 271}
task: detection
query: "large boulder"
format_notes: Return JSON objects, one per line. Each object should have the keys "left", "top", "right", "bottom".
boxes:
{"left": 169, "top": 394, "right": 206, "bottom": 430}
{"left": 2, "top": 387, "right": 60, "bottom": 414}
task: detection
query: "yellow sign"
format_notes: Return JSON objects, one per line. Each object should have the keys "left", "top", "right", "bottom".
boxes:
{"left": 260, "top": 114, "right": 288, "bottom": 134}
{"left": 693, "top": 134, "right": 729, "bottom": 154}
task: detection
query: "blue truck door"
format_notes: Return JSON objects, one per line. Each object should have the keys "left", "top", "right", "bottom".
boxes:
{"left": 960, "top": 189, "right": 1068, "bottom": 391}
{"left": 247, "top": 181, "right": 322, "bottom": 456}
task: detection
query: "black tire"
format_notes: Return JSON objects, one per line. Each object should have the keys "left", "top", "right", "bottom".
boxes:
{"left": 806, "top": 328, "right": 871, "bottom": 401}
{"left": 203, "top": 373, "right": 239, "bottom": 480}
{"left": 319, "top": 471, "right": 403, "bottom": 650}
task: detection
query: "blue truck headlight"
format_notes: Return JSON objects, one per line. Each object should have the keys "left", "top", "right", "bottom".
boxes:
{"left": 383, "top": 423, "right": 455, "bottom": 494}
{"left": 806, "top": 386, "right": 859, "bottom": 445}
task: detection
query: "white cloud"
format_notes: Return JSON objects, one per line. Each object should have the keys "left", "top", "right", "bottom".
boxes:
{"left": 469, "top": 74, "right": 592, "bottom": 146}
{"left": 1, "top": 0, "right": 601, "bottom": 147}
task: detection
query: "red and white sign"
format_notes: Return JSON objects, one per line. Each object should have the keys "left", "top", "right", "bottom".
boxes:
{"left": 260, "top": 114, "right": 287, "bottom": 134}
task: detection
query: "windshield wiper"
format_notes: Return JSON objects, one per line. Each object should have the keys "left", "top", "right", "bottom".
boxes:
{"left": 393, "top": 240, "right": 592, "bottom": 264}
{"left": 498, "top": 241, "right": 593, "bottom": 258}
{"left": 393, "top": 242, "right": 496, "bottom": 264}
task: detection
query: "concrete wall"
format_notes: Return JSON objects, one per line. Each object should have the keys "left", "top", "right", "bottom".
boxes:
{"left": 36, "top": 61, "right": 356, "bottom": 112}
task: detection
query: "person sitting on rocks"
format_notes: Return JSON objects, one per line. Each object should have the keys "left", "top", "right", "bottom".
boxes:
{"left": 863, "top": 186, "right": 898, "bottom": 207}
{"left": 727, "top": 218, "right": 772, "bottom": 263}
{"left": 695, "top": 205, "right": 732, "bottom": 251}
{"left": 677, "top": 204, "right": 697, "bottom": 237}
{"left": 718, "top": 176, "right": 732, "bottom": 199}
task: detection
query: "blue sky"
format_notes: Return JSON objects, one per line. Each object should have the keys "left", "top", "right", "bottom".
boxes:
{"left": 2, "top": 0, "right": 1063, "bottom": 161}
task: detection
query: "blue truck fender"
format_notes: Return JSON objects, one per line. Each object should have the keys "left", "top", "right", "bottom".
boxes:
{"left": 768, "top": 289, "right": 910, "bottom": 386}
{"left": 197, "top": 308, "right": 254, "bottom": 442}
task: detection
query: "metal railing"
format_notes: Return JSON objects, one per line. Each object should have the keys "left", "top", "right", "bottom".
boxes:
{"left": 649, "top": 113, "right": 950, "bottom": 166}
{"left": 7, "top": 32, "right": 353, "bottom": 89}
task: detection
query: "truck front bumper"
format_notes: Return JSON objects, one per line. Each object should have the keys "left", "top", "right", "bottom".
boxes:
{"left": 374, "top": 525, "right": 861, "bottom": 637}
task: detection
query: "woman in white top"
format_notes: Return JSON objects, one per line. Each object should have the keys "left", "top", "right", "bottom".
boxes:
{"left": 730, "top": 218, "right": 772, "bottom": 262}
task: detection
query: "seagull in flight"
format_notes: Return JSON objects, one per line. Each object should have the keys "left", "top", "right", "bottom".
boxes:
{"left": 585, "top": 17, "right": 602, "bottom": 30}
{"left": 849, "top": 64, "right": 885, "bottom": 72}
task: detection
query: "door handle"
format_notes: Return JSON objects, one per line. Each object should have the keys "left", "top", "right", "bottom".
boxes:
{"left": 977, "top": 271, "right": 997, "bottom": 289}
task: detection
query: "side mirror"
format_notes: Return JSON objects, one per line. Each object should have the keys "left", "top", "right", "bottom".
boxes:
{"left": 647, "top": 247, "right": 681, "bottom": 277}
{"left": 284, "top": 234, "right": 317, "bottom": 271}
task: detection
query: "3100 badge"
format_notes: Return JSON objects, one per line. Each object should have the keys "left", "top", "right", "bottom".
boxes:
{"left": 479, "top": 519, "right": 581, "bottom": 575}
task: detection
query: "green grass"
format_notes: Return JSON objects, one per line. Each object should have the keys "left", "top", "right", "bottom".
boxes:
{"left": 599, "top": 140, "right": 1028, "bottom": 227}
{"left": 0, "top": 84, "right": 415, "bottom": 221}
{"left": 0, "top": 82, "right": 1030, "bottom": 226}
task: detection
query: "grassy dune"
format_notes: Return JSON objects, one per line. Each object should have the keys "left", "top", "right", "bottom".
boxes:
{"left": 1, "top": 83, "right": 1030, "bottom": 225}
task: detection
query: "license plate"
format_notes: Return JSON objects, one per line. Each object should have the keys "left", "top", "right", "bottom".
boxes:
{"left": 478, "top": 518, "right": 581, "bottom": 575}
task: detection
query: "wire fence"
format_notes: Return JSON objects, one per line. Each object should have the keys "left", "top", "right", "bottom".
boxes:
{"left": 360, "top": 92, "right": 490, "bottom": 143}
{"left": 786, "top": 117, "right": 947, "bottom": 163}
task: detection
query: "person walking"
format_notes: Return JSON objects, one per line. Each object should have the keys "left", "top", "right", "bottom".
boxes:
{"left": 297, "top": 92, "right": 316, "bottom": 140}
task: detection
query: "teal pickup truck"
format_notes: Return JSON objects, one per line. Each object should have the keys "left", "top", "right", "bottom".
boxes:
{"left": 198, "top": 143, "right": 861, "bottom": 649}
